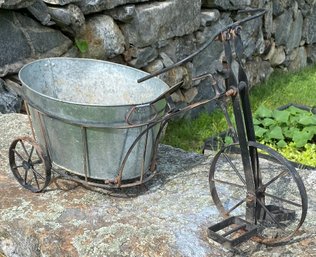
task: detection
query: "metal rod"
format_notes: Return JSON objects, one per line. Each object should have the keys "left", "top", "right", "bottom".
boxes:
{"left": 264, "top": 193, "right": 302, "bottom": 208}
{"left": 37, "top": 111, "right": 52, "bottom": 158}
{"left": 226, "top": 198, "right": 247, "bottom": 215}
{"left": 81, "top": 126, "right": 89, "bottom": 182}
{"left": 140, "top": 125, "right": 150, "bottom": 183}
{"left": 221, "top": 224, "right": 246, "bottom": 237}
{"left": 223, "top": 153, "right": 247, "bottom": 185}
{"left": 25, "top": 102, "right": 36, "bottom": 141}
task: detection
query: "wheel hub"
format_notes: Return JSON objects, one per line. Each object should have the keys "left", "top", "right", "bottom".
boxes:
{"left": 22, "top": 160, "right": 32, "bottom": 170}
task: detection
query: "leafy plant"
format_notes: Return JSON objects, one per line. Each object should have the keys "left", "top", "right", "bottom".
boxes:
{"left": 75, "top": 38, "right": 89, "bottom": 53}
{"left": 253, "top": 105, "right": 316, "bottom": 166}
{"left": 254, "top": 105, "right": 316, "bottom": 148}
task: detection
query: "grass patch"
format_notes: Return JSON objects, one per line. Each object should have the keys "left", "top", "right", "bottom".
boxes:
{"left": 162, "top": 65, "right": 316, "bottom": 153}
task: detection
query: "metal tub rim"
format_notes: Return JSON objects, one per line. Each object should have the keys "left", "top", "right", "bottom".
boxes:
{"left": 18, "top": 57, "right": 169, "bottom": 108}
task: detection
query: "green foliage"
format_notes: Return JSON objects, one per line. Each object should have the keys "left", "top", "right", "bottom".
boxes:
{"left": 266, "top": 142, "right": 316, "bottom": 167}
{"left": 163, "top": 110, "right": 229, "bottom": 152}
{"left": 163, "top": 64, "right": 316, "bottom": 165}
{"left": 75, "top": 38, "right": 88, "bottom": 53}
{"left": 254, "top": 105, "right": 316, "bottom": 148}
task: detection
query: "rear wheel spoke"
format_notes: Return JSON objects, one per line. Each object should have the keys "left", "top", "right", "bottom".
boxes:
{"left": 223, "top": 153, "right": 247, "bottom": 185}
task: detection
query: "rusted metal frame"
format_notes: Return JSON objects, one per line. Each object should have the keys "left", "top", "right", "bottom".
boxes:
{"left": 217, "top": 100, "right": 238, "bottom": 142}
{"left": 24, "top": 89, "right": 226, "bottom": 189}
{"left": 115, "top": 121, "right": 161, "bottom": 187}
{"left": 234, "top": 34, "right": 260, "bottom": 184}
{"left": 149, "top": 119, "right": 169, "bottom": 172}
{"left": 52, "top": 166, "right": 156, "bottom": 189}
{"left": 125, "top": 103, "right": 159, "bottom": 126}
{"left": 24, "top": 102, "right": 36, "bottom": 141}
{"left": 36, "top": 109, "right": 53, "bottom": 163}
{"left": 81, "top": 126, "right": 90, "bottom": 182}
{"left": 115, "top": 89, "right": 227, "bottom": 187}
{"left": 222, "top": 35, "right": 257, "bottom": 223}
{"left": 234, "top": 29, "right": 262, "bottom": 221}
{"left": 231, "top": 91, "right": 256, "bottom": 224}
{"left": 140, "top": 124, "right": 150, "bottom": 183}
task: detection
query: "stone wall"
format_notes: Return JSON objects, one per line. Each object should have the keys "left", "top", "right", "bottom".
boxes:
{"left": 1, "top": 0, "right": 316, "bottom": 117}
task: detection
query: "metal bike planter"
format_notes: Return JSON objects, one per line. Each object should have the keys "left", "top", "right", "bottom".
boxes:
{"left": 8, "top": 9, "right": 308, "bottom": 247}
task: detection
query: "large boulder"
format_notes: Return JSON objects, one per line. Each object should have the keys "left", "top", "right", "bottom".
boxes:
{"left": 0, "top": 10, "right": 72, "bottom": 77}
{"left": 77, "top": 15, "right": 125, "bottom": 59}
{"left": 0, "top": 79, "right": 22, "bottom": 114}
{"left": 77, "top": 0, "right": 149, "bottom": 15}
{"left": 0, "top": 0, "right": 36, "bottom": 9}
{"left": 43, "top": 0, "right": 81, "bottom": 5}
{"left": 303, "top": 8, "right": 316, "bottom": 44}
{"left": 202, "top": 0, "right": 251, "bottom": 10}
{"left": 1, "top": 114, "right": 316, "bottom": 257}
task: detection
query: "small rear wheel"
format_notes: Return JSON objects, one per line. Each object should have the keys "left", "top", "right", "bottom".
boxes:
{"left": 209, "top": 142, "right": 308, "bottom": 245}
{"left": 9, "top": 136, "right": 51, "bottom": 193}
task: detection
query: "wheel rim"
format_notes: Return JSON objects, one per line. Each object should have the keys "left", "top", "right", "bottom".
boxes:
{"left": 9, "top": 137, "right": 51, "bottom": 193}
{"left": 209, "top": 142, "right": 308, "bottom": 245}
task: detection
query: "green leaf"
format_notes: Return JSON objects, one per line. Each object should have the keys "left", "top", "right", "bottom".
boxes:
{"left": 273, "top": 109, "right": 290, "bottom": 123}
{"left": 277, "top": 140, "right": 287, "bottom": 148}
{"left": 289, "top": 115, "right": 300, "bottom": 125}
{"left": 293, "top": 130, "right": 311, "bottom": 147}
{"left": 75, "top": 39, "right": 89, "bottom": 53}
{"left": 268, "top": 126, "right": 284, "bottom": 140}
{"left": 224, "top": 136, "right": 234, "bottom": 145}
{"left": 303, "top": 126, "right": 316, "bottom": 136}
{"left": 283, "top": 127, "right": 299, "bottom": 139}
{"left": 254, "top": 125, "right": 268, "bottom": 138}
{"left": 253, "top": 118, "right": 261, "bottom": 125}
{"left": 255, "top": 105, "right": 273, "bottom": 118}
{"left": 262, "top": 118, "right": 276, "bottom": 127}
{"left": 287, "top": 106, "right": 307, "bottom": 115}
{"left": 298, "top": 115, "right": 316, "bottom": 126}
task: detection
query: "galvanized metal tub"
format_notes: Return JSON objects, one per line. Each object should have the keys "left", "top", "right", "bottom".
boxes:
{"left": 18, "top": 57, "right": 169, "bottom": 181}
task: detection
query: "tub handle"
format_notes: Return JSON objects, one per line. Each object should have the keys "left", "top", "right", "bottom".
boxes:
{"left": 125, "top": 103, "right": 159, "bottom": 126}
{"left": 126, "top": 80, "right": 184, "bottom": 126}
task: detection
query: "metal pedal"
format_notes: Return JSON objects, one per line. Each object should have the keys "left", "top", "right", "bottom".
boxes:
{"left": 259, "top": 205, "right": 296, "bottom": 223}
{"left": 207, "top": 216, "right": 259, "bottom": 247}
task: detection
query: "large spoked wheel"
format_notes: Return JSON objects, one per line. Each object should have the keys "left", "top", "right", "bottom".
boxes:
{"left": 9, "top": 136, "right": 52, "bottom": 193}
{"left": 209, "top": 141, "right": 308, "bottom": 245}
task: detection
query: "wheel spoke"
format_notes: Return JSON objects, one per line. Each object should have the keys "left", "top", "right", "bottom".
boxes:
{"left": 265, "top": 192, "right": 302, "bottom": 208}
{"left": 31, "top": 168, "right": 40, "bottom": 189}
{"left": 12, "top": 149, "right": 26, "bottom": 162}
{"left": 24, "top": 169, "right": 29, "bottom": 184}
{"left": 31, "top": 167, "right": 45, "bottom": 181}
{"left": 256, "top": 197, "right": 285, "bottom": 230}
{"left": 260, "top": 170, "right": 288, "bottom": 190}
{"left": 226, "top": 198, "right": 246, "bottom": 215}
{"left": 223, "top": 153, "right": 246, "bottom": 185}
{"left": 12, "top": 164, "right": 24, "bottom": 169}
{"left": 212, "top": 178, "right": 245, "bottom": 189}
{"left": 19, "top": 140, "right": 31, "bottom": 160}
{"left": 28, "top": 146, "right": 35, "bottom": 162}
